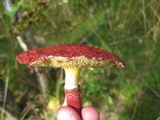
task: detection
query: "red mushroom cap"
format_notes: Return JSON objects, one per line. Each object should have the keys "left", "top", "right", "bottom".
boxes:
{"left": 17, "top": 44, "right": 125, "bottom": 68}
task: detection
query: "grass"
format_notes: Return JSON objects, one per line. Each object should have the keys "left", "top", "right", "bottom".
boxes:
{"left": 0, "top": 0, "right": 160, "bottom": 119}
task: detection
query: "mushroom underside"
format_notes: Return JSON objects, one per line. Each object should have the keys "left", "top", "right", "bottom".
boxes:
{"left": 30, "top": 56, "right": 119, "bottom": 68}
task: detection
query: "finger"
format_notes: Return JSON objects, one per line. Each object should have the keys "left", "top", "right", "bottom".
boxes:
{"left": 81, "top": 106, "right": 99, "bottom": 120}
{"left": 56, "top": 106, "right": 81, "bottom": 120}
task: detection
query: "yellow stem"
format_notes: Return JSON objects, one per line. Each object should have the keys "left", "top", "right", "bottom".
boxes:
{"left": 64, "top": 68, "right": 81, "bottom": 90}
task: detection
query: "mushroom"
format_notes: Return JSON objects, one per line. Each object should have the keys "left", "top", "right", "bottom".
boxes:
{"left": 17, "top": 44, "right": 125, "bottom": 117}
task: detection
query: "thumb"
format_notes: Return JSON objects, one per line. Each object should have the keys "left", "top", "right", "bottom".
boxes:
{"left": 56, "top": 106, "right": 81, "bottom": 120}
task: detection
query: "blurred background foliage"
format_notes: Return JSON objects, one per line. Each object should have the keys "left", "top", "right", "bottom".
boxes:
{"left": 0, "top": 0, "right": 160, "bottom": 119}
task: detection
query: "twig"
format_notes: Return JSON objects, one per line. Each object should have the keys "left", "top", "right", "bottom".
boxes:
{"left": 1, "top": 69, "right": 9, "bottom": 120}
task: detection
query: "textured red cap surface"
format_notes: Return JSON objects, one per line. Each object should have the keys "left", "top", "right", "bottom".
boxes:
{"left": 17, "top": 44, "right": 125, "bottom": 68}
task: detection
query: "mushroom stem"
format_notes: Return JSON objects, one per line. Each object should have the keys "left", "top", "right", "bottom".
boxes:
{"left": 64, "top": 68, "right": 81, "bottom": 90}
{"left": 64, "top": 86, "right": 82, "bottom": 114}
{"left": 63, "top": 67, "right": 82, "bottom": 115}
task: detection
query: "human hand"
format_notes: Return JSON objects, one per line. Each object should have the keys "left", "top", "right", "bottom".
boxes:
{"left": 56, "top": 106, "right": 99, "bottom": 120}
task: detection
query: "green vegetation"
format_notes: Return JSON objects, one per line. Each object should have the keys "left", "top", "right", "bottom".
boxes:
{"left": 0, "top": 0, "right": 160, "bottom": 119}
